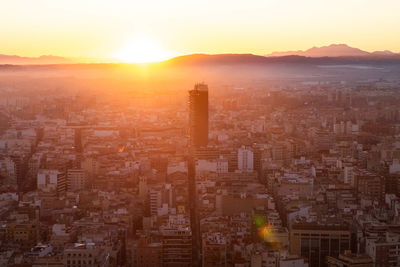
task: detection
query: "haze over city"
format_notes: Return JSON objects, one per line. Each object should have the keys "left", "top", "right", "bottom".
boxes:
{"left": 0, "top": 1, "right": 400, "bottom": 267}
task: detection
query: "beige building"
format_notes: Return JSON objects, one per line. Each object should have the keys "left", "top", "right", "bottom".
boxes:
{"left": 290, "top": 223, "right": 351, "bottom": 267}
{"left": 326, "top": 251, "right": 373, "bottom": 267}
{"left": 161, "top": 228, "right": 192, "bottom": 266}
{"left": 202, "top": 232, "right": 227, "bottom": 267}
{"left": 6, "top": 222, "right": 40, "bottom": 249}
{"left": 63, "top": 243, "right": 109, "bottom": 267}
{"left": 366, "top": 232, "right": 400, "bottom": 267}
{"left": 67, "top": 169, "right": 86, "bottom": 191}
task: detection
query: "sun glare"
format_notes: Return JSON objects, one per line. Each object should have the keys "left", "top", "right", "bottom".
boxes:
{"left": 114, "top": 35, "right": 173, "bottom": 63}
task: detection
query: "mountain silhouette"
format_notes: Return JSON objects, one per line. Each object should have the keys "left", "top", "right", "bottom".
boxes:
{"left": 265, "top": 44, "right": 398, "bottom": 57}
{"left": 0, "top": 54, "right": 72, "bottom": 64}
{"left": 1, "top": 44, "right": 400, "bottom": 65}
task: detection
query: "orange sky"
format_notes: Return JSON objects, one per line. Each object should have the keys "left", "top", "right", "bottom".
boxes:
{"left": 1, "top": 0, "right": 399, "bottom": 62}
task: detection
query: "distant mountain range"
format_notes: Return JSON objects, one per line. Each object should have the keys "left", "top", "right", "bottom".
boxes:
{"left": 0, "top": 54, "right": 71, "bottom": 65}
{"left": 165, "top": 53, "right": 400, "bottom": 67}
{"left": 0, "top": 54, "right": 116, "bottom": 65}
{"left": 1, "top": 44, "right": 400, "bottom": 65}
{"left": 265, "top": 44, "right": 399, "bottom": 57}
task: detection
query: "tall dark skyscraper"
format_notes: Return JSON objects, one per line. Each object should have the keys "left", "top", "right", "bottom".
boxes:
{"left": 189, "top": 83, "right": 209, "bottom": 148}
{"left": 187, "top": 83, "right": 209, "bottom": 266}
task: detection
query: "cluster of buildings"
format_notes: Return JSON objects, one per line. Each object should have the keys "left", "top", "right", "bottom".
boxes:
{"left": 0, "top": 79, "right": 399, "bottom": 267}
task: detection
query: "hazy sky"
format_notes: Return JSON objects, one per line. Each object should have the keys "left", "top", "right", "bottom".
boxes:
{"left": 1, "top": 0, "right": 399, "bottom": 59}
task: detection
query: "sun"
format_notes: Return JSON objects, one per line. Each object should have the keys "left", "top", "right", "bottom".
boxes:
{"left": 114, "top": 35, "right": 173, "bottom": 63}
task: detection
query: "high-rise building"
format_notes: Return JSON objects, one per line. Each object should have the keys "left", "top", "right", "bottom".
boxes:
{"left": 202, "top": 233, "right": 227, "bottom": 267}
{"left": 37, "top": 169, "right": 66, "bottom": 195}
{"left": 161, "top": 228, "right": 192, "bottom": 266}
{"left": 149, "top": 189, "right": 162, "bottom": 217}
{"left": 238, "top": 146, "right": 254, "bottom": 171}
{"left": 354, "top": 170, "right": 385, "bottom": 204}
{"left": 188, "top": 83, "right": 208, "bottom": 266}
{"left": 138, "top": 176, "right": 148, "bottom": 200}
{"left": 135, "top": 237, "right": 163, "bottom": 267}
{"left": 0, "top": 156, "right": 17, "bottom": 186}
{"left": 189, "top": 83, "right": 209, "bottom": 149}
{"left": 67, "top": 169, "right": 86, "bottom": 191}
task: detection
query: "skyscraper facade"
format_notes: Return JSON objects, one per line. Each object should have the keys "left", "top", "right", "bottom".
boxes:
{"left": 188, "top": 83, "right": 209, "bottom": 266}
{"left": 189, "top": 83, "right": 209, "bottom": 149}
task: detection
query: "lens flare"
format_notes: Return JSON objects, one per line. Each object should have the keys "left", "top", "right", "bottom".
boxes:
{"left": 254, "top": 215, "right": 281, "bottom": 249}
{"left": 254, "top": 215, "right": 265, "bottom": 227}
{"left": 258, "top": 225, "right": 272, "bottom": 240}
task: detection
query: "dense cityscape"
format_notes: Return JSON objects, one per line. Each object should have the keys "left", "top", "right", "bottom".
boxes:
{"left": 0, "top": 74, "right": 400, "bottom": 267}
